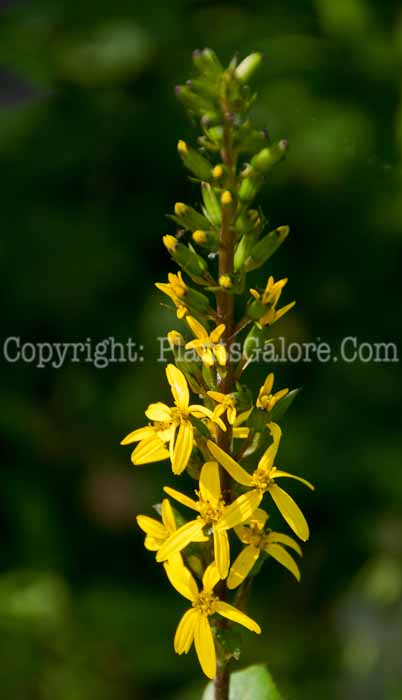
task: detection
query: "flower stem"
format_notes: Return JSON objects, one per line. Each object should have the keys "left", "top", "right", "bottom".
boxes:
{"left": 214, "top": 659, "right": 230, "bottom": 700}
{"left": 214, "top": 92, "right": 237, "bottom": 700}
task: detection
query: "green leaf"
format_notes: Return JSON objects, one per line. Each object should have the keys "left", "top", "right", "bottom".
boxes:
{"left": 202, "top": 664, "right": 283, "bottom": 700}
{"left": 269, "top": 388, "right": 301, "bottom": 422}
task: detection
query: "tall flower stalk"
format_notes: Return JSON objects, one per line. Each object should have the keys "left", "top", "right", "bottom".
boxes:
{"left": 122, "top": 49, "right": 314, "bottom": 700}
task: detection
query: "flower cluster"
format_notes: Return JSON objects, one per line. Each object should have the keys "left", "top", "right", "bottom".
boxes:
{"left": 122, "top": 49, "right": 314, "bottom": 682}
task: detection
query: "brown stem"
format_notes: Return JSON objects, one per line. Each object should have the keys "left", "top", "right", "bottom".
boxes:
{"left": 214, "top": 98, "right": 237, "bottom": 700}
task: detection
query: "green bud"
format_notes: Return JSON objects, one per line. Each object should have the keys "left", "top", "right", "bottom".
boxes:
{"left": 205, "top": 126, "right": 224, "bottom": 146}
{"left": 201, "top": 182, "right": 222, "bottom": 227}
{"left": 164, "top": 237, "right": 208, "bottom": 278}
{"left": 234, "top": 233, "right": 258, "bottom": 272}
{"left": 192, "top": 48, "right": 223, "bottom": 77}
{"left": 172, "top": 202, "right": 210, "bottom": 231}
{"left": 243, "top": 324, "right": 265, "bottom": 360}
{"left": 175, "top": 85, "right": 213, "bottom": 114}
{"left": 251, "top": 140, "right": 288, "bottom": 173}
{"left": 247, "top": 297, "right": 266, "bottom": 321}
{"left": 244, "top": 225, "right": 290, "bottom": 271}
{"left": 235, "top": 52, "right": 263, "bottom": 82}
{"left": 238, "top": 174, "right": 263, "bottom": 203}
{"left": 177, "top": 141, "right": 213, "bottom": 180}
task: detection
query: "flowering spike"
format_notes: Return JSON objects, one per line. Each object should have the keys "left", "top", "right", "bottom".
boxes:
{"left": 121, "top": 49, "right": 314, "bottom": 689}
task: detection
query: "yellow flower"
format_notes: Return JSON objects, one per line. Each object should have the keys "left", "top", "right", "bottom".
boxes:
{"left": 122, "top": 364, "right": 224, "bottom": 475}
{"left": 250, "top": 276, "right": 295, "bottom": 328}
{"left": 256, "top": 372, "right": 289, "bottom": 411}
{"left": 207, "top": 422, "right": 314, "bottom": 541}
{"left": 165, "top": 558, "right": 261, "bottom": 679}
{"left": 227, "top": 508, "right": 302, "bottom": 589}
{"left": 137, "top": 498, "right": 207, "bottom": 560}
{"left": 156, "top": 461, "right": 260, "bottom": 578}
{"left": 207, "top": 390, "right": 237, "bottom": 425}
{"left": 155, "top": 271, "right": 189, "bottom": 319}
{"left": 185, "top": 316, "right": 227, "bottom": 367}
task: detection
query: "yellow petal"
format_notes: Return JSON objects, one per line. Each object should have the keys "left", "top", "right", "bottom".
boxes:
{"left": 200, "top": 347, "right": 215, "bottom": 367}
{"left": 218, "top": 490, "right": 261, "bottom": 531}
{"left": 161, "top": 499, "right": 176, "bottom": 533}
{"left": 145, "top": 402, "right": 172, "bottom": 422}
{"left": 274, "top": 300, "right": 296, "bottom": 322}
{"left": 271, "top": 469, "right": 314, "bottom": 491}
{"left": 172, "top": 421, "right": 193, "bottom": 475}
{"left": 214, "top": 343, "right": 227, "bottom": 367}
{"left": 214, "top": 601, "right": 261, "bottom": 634}
{"left": 157, "top": 519, "right": 205, "bottom": 562}
{"left": 232, "top": 427, "right": 249, "bottom": 439}
{"left": 202, "top": 562, "right": 220, "bottom": 592}
{"left": 136, "top": 515, "right": 166, "bottom": 540}
{"left": 206, "top": 441, "right": 253, "bottom": 487}
{"left": 258, "top": 422, "right": 282, "bottom": 473}
{"left": 267, "top": 532, "right": 302, "bottom": 556}
{"left": 227, "top": 545, "right": 260, "bottom": 590}
{"left": 186, "top": 316, "right": 208, "bottom": 341}
{"left": 120, "top": 426, "right": 155, "bottom": 445}
{"left": 189, "top": 404, "right": 215, "bottom": 420}
{"left": 213, "top": 528, "right": 230, "bottom": 579}
{"left": 163, "top": 557, "right": 198, "bottom": 602}
{"left": 210, "top": 323, "right": 225, "bottom": 343}
{"left": 131, "top": 437, "right": 169, "bottom": 465}
{"left": 265, "top": 543, "right": 301, "bottom": 581}
{"left": 262, "top": 372, "right": 274, "bottom": 395}
{"left": 227, "top": 405, "right": 236, "bottom": 425}
{"left": 144, "top": 535, "right": 161, "bottom": 551}
{"left": 269, "top": 483, "right": 309, "bottom": 541}
{"left": 248, "top": 508, "right": 269, "bottom": 528}
{"left": 199, "top": 461, "right": 221, "bottom": 505}
{"left": 163, "top": 486, "right": 199, "bottom": 512}
{"left": 194, "top": 614, "right": 216, "bottom": 679}
{"left": 166, "top": 363, "right": 189, "bottom": 410}
{"left": 174, "top": 608, "right": 197, "bottom": 654}
{"left": 207, "top": 391, "right": 226, "bottom": 402}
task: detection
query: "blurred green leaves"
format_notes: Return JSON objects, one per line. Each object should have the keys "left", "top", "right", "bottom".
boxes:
{"left": 203, "top": 665, "right": 282, "bottom": 700}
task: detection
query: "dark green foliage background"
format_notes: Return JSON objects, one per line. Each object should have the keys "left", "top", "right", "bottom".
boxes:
{"left": 1, "top": 1, "right": 401, "bottom": 698}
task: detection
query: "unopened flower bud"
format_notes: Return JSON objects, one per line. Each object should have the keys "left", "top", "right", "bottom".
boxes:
{"left": 163, "top": 235, "right": 178, "bottom": 252}
{"left": 235, "top": 52, "right": 263, "bottom": 82}
{"left": 177, "top": 141, "right": 213, "bottom": 180}
{"left": 221, "top": 190, "right": 233, "bottom": 206}
{"left": 212, "top": 165, "right": 224, "bottom": 180}
{"left": 245, "top": 226, "right": 290, "bottom": 271}
{"left": 251, "top": 141, "right": 288, "bottom": 174}
{"left": 219, "top": 274, "right": 233, "bottom": 290}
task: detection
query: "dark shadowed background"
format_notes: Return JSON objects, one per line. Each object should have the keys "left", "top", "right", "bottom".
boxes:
{"left": 1, "top": 1, "right": 401, "bottom": 699}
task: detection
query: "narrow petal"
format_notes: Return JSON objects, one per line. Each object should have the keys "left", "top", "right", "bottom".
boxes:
{"left": 271, "top": 469, "right": 314, "bottom": 490}
{"left": 214, "top": 344, "right": 227, "bottom": 367}
{"left": 172, "top": 421, "right": 194, "bottom": 475}
{"left": 120, "top": 426, "right": 155, "bottom": 445}
{"left": 174, "top": 608, "right": 197, "bottom": 654}
{"left": 136, "top": 515, "right": 166, "bottom": 540}
{"left": 207, "top": 391, "right": 226, "bottom": 402}
{"left": 163, "top": 486, "right": 199, "bottom": 512}
{"left": 210, "top": 324, "right": 225, "bottom": 342}
{"left": 131, "top": 437, "right": 169, "bottom": 465}
{"left": 214, "top": 602, "right": 261, "bottom": 634}
{"left": 267, "top": 532, "right": 302, "bottom": 556}
{"left": 269, "top": 483, "right": 310, "bottom": 541}
{"left": 186, "top": 316, "right": 208, "bottom": 341}
{"left": 213, "top": 528, "right": 230, "bottom": 579}
{"left": 248, "top": 508, "right": 269, "bottom": 528}
{"left": 144, "top": 536, "right": 161, "bottom": 551}
{"left": 258, "top": 422, "right": 282, "bottom": 473}
{"left": 199, "top": 461, "right": 221, "bottom": 505}
{"left": 265, "top": 543, "right": 301, "bottom": 581}
{"left": 200, "top": 348, "right": 215, "bottom": 367}
{"left": 163, "top": 557, "right": 198, "bottom": 602}
{"left": 206, "top": 441, "right": 253, "bottom": 487}
{"left": 262, "top": 372, "right": 274, "bottom": 395}
{"left": 157, "top": 520, "right": 206, "bottom": 562}
{"left": 232, "top": 427, "right": 249, "bottom": 439}
{"left": 194, "top": 614, "right": 216, "bottom": 679}
{"left": 166, "top": 363, "right": 189, "bottom": 410}
{"left": 218, "top": 490, "right": 261, "bottom": 531}
{"left": 189, "top": 404, "right": 214, "bottom": 419}
{"left": 274, "top": 300, "right": 296, "bottom": 322}
{"left": 145, "top": 402, "right": 172, "bottom": 422}
{"left": 227, "top": 545, "right": 260, "bottom": 590}
{"left": 161, "top": 499, "right": 176, "bottom": 533}
{"left": 202, "top": 562, "right": 220, "bottom": 592}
